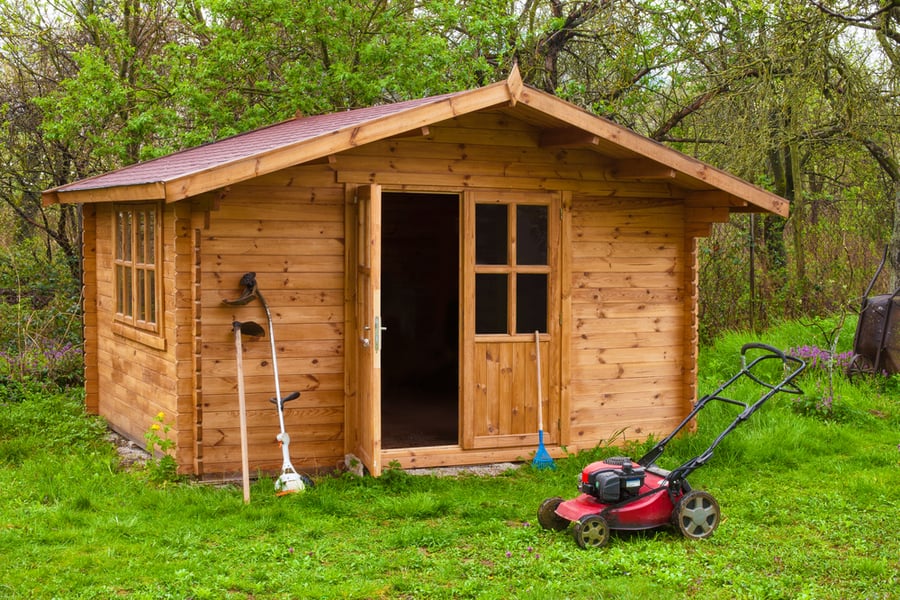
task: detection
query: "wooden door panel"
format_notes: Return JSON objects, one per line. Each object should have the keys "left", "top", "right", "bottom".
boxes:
{"left": 462, "top": 190, "right": 560, "bottom": 451}
{"left": 352, "top": 184, "right": 382, "bottom": 476}
{"left": 470, "top": 337, "right": 552, "bottom": 448}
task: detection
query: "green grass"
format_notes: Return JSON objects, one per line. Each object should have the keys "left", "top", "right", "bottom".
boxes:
{"left": 1, "top": 317, "right": 899, "bottom": 599}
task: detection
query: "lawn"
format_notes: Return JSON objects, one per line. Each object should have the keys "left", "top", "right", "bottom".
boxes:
{"left": 1, "top": 318, "right": 898, "bottom": 599}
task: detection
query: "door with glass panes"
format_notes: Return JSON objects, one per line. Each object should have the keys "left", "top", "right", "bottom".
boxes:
{"left": 462, "top": 191, "right": 560, "bottom": 450}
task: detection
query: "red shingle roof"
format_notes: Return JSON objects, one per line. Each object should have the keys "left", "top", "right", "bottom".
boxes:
{"left": 53, "top": 92, "right": 457, "bottom": 193}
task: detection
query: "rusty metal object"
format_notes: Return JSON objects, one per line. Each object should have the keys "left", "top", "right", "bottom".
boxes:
{"left": 848, "top": 249, "right": 900, "bottom": 376}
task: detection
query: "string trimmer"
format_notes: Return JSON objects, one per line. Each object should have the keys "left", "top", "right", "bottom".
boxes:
{"left": 223, "top": 272, "right": 312, "bottom": 494}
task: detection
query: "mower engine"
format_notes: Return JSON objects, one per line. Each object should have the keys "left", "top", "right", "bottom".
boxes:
{"left": 579, "top": 457, "right": 646, "bottom": 503}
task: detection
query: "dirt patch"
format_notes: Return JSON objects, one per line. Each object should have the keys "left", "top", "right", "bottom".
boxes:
{"left": 106, "top": 430, "right": 150, "bottom": 470}
{"left": 405, "top": 462, "right": 521, "bottom": 477}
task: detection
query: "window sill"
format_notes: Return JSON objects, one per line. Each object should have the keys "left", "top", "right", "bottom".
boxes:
{"left": 112, "top": 321, "right": 167, "bottom": 351}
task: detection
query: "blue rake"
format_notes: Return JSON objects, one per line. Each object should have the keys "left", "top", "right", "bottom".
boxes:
{"left": 532, "top": 331, "right": 556, "bottom": 470}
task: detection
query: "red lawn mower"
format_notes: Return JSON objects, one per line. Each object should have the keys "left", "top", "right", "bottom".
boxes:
{"left": 538, "top": 343, "right": 806, "bottom": 548}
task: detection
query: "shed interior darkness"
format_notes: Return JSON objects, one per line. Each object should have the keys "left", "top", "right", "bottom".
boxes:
{"left": 381, "top": 192, "right": 460, "bottom": 448}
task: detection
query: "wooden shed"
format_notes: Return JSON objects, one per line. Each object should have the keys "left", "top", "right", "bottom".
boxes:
{"left": 43, "top": 68, "right": 788, "bottom": 478}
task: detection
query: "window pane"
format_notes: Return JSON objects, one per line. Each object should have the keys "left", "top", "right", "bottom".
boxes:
{"left": 475, "top": 273, "right": 507, "bottom": 334}
{"left": 123, "top": 211, "right": 132, "bottom": 261}
{"left": 147, "top": 210, "right": 155, "bottom": 261}
{"left": 116, "top": 212, "right": 124, "bottom": 260}
{"left": 137, "top": 269, "right": 146, "bottom": 321}
{"left": 516, "top": 274, "right": 547, "bottom": 334}
{"left": 148, "top": 272, "right": 156, "bottom": 325}
{"left": 123, "top": 266, "right": 133, "bottom": 317}
{"left": 476, "top": 204, "right": 507, "bottom": 265}
{"left": 517, "top": 205, "right": 547, "bottom": 265}
{"left": 136, "top": 211, "right": 145, "bottom": 263}
{"left": 116, "top": 265, "right": 125, "bottom": 314}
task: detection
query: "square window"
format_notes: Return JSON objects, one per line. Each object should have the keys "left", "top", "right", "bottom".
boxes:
{"left": 474, "top": 198, "right": 550, "bottom": 335}
{"left": 516, "top": 205, "right": 547, "bottom": 265}
{"left": 517, "top": 273, "right": 547, "bottom": 334}
{"left": 476, "top": 204, "right": 508, "bottom": 265}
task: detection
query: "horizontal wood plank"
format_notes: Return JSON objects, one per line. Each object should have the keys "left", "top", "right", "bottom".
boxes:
{"left": 215, "top": 202, "right": 343, "bottom": 223}
{"left": 202, "top": 237, "right": 344, "bottom": 256}
{"left": 572, "top": 271, "right": 682, "bottom": 289}
{"left": 206, "top": 271, "right": 344, "bottom": 291}
{"left": 572, "top": 315, "right": 683, "bottom": 334}
{"left": 201, "top": 372, "right": 344, "bottom": 395}
{"left": 202, "top": 289, "right": 343, "bottom": 309}
{"left": 207, "top": 254, "right": 343, "bottom": 274}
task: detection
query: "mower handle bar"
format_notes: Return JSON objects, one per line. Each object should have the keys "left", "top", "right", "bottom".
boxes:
{"left": 740, "top": 342, "right": 785, "bottom": 361}
{"left": 637, "top": 342, "right": 806, "bottom": 479}
{"left": 739, "top": 343, "right": 805, "bottom": 395}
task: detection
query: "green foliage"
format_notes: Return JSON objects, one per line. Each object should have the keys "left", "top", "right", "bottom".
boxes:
{"left": 0, "top": 382, "right": 110, "bottom": 470}
{"left": 0, "top": 242, "right": 82, "bottom": 388}
{"left": 6, "top": 0, "right": 900, "bottom": 348}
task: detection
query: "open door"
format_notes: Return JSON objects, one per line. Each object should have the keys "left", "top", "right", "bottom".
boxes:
{"left": 351, "top": 184, "right": 383, "bottom": 475}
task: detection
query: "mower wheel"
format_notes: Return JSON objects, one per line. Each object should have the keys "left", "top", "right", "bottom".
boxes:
{"left": 573, "top": 514, "right": 610, "bottom": 549}
{"left": 537, "top": 497, "right": 569, "bottom": 531}
{"left": 672, "top": 490, "right": 720, "bottom": 539}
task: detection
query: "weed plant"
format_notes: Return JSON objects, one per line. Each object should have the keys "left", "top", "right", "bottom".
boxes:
{"left": 0, "top": 318, "right": 898, "bottom": 599}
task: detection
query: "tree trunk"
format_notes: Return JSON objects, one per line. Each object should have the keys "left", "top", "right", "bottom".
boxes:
{"left": 891, "top": 180, "right": 900, "bottom": 290}
{"left": 789, "top": 140, "right": 807, "bottom": 295}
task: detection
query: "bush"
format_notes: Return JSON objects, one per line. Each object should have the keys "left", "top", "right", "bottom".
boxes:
{"left": 0, "top": 241, "right": 82, "bottom": 388}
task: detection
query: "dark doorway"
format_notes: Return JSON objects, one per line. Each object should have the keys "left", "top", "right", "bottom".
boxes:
{"left": 381, "top": 193, "right": 459, "bottom": 448}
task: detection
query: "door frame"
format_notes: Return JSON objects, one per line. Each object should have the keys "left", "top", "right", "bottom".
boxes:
{"left": 346, "top": 185, "right": 564, "bottom": 472}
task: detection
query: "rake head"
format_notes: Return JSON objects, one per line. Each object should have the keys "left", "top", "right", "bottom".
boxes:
{"left": 532, "top": 431, "right": 556, "bottom": 470}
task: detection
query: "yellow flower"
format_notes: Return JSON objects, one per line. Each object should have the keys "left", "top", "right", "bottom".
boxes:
{"left": 156, "top": 412, "right": 165, "bottom": 419}
{"left": 151, "top": 424, "right": 161, "bottom": 431}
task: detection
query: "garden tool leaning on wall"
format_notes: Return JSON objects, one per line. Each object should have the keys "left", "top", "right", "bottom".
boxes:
{"left": 223, "top": 272, "right": 313, "bottom": 494}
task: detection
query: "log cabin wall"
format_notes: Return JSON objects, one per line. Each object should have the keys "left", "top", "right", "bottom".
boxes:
{"left": 334, "top": 109, "right": 694, "bottom": 466}
{"left": 567, "top": 196, "right": 688, "bottom": 449}
{"left": 89, "top": 108, "right": 703, "bottom": 476}
{"left": 91, "top": 202, "right": 189, "bottom": 468}
{"left": 195, "top": 164, "right": 346, "bottom": 477}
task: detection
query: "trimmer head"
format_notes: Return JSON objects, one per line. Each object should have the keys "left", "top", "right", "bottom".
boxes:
{"left": 275, "top": 469, "right": 312, "bottom": 496}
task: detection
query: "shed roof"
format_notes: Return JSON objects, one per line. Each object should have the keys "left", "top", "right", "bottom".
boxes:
{"left": 42, "top": 67, "right": 788, "bottom": 217}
